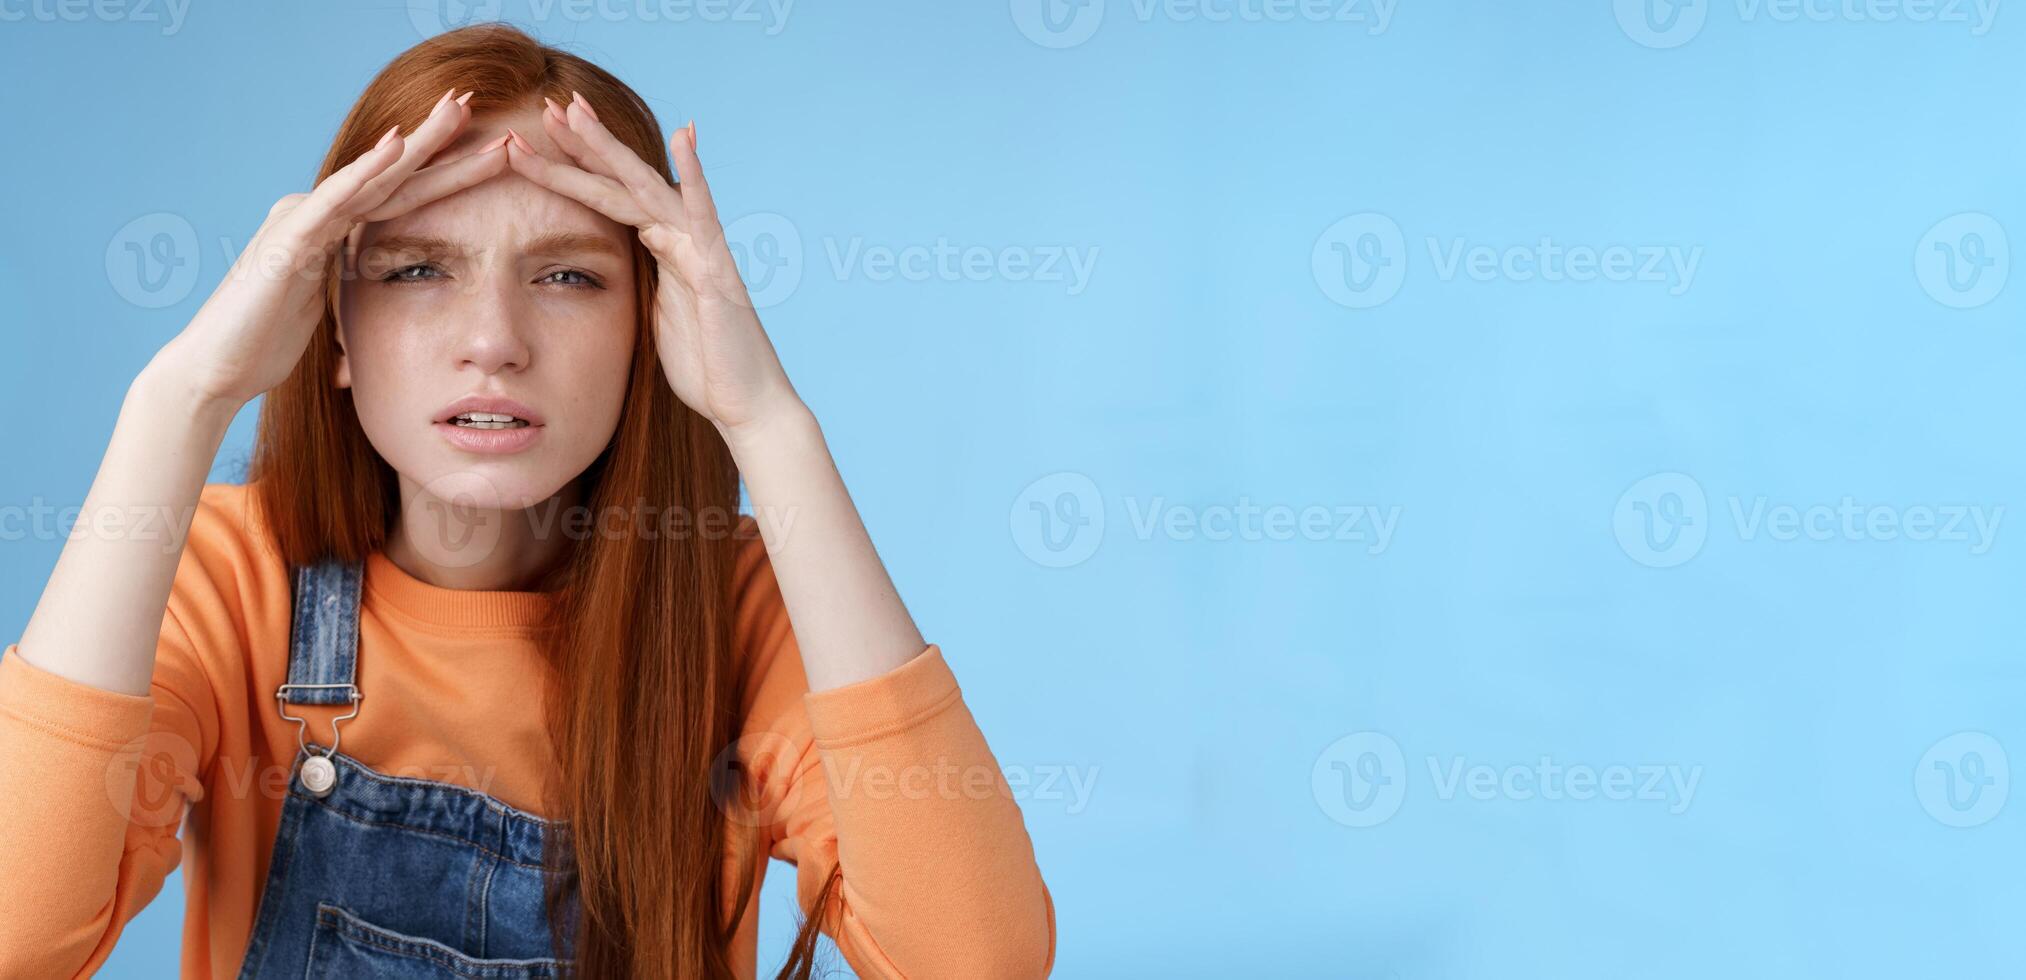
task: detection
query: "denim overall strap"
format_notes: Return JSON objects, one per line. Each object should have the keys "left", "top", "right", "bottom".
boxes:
{"left": 279, "top": 558, "right": 364, "bottom": 706}
{"left": 235, "top": 555, "right": 576, "bottom": 977}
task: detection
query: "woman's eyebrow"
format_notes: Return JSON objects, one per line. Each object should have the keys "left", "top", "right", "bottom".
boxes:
{"left": 524, "top": 231, "right": 626, "bottom": 259}
{"left": 364, "top": 234, "right": 462, "bottom": 258}
{"left": 361, "top": 232, "right": 625, "bottom": 261}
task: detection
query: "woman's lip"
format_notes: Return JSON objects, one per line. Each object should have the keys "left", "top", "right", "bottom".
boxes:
{"left": 435, "top": 396, "right": 544, "bottom": 425}
{"left": 434, "top": 420, "right": 544, "bottom": 455}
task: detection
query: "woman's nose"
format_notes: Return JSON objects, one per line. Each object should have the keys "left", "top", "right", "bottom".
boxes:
{"left": 448, "top": 271, "right": 532, "bottom": 375}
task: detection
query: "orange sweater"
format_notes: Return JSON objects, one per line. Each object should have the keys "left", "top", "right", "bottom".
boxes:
{"left": 0, "top": 482, "right": 1054, "bottom": 978}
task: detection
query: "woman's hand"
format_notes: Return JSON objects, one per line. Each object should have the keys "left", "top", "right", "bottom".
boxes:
{"left": 502, "top": 93, "right": 804, "bottom": 443}
{"left": 160, "top": 89, "right": 510, "bottom": 410}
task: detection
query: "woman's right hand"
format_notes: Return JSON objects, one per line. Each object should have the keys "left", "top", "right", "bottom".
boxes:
{"left": 158, "top": 88, "right": 509, "bottom": 409}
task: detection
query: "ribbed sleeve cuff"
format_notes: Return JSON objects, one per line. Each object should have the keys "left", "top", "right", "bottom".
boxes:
{"left": 0, "top": 645, "right": 156, "bottom": 751}
{"left": 802, "top": 644, "right": 961, "bottom": 750}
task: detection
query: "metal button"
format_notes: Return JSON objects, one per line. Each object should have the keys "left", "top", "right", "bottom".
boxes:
{"left": 301, "top": 754, "right": 338, "bottom": 797}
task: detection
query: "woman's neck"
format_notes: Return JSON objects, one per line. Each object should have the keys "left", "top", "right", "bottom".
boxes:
{"left": 382, "top": 475, "right": 584, "bottom": 592}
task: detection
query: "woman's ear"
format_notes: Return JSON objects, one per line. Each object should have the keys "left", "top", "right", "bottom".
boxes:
{"left": 334, "top": 224, "right": 360, "bottom": 389}
{"left": 334, "top": 319, "right": 352, "bottom": 389}
{"left": 333, "top": 283, "right": 354, "bottom": 390}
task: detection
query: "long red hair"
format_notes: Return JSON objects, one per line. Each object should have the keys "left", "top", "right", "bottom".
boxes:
{"left": 248, "top": 23, "right": 837, "bottom": 979}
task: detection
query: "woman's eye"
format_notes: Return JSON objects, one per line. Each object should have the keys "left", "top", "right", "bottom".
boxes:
{"left": 540, "top": 269, "right": 603, "bottom": 289}
{"left": 382, "top": 264, "right": 442, "bottom": 283}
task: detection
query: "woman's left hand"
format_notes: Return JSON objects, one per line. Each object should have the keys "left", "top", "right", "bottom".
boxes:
{"left": 504, "top": 92, "right": 801, "bottom": 442}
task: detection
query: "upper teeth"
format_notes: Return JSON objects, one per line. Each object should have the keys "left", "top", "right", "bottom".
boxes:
{"left": 456, "top": 412, "right": 519, "bottom": 423}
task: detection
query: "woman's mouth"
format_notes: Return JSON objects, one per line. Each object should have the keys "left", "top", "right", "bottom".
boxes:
{"left": 448, "top": 412, "right": 532, "bottom": 429}
{"left": 434, "top": 397, "right": 544, "bottom": 453}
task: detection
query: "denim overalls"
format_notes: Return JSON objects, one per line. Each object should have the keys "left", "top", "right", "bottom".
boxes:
{"left": 233, "top": 559, "right": 578, "bottom": 978}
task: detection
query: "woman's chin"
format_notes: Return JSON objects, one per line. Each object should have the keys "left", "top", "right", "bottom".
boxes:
{"left": 403, "top": 461, "right": 571, "bottom": 515}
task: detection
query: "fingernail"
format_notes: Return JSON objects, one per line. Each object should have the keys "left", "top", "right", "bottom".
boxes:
{"left": 506, "top": 129, "right": 533, "bottom": 153}
{"left": 455, "top": 90, "right": 474, "bottom": 107}
{"left": 543, "top": 96, "right": 562, "bottom": 117}
{"left": 688, "top": 120, "right": 697, "bottom": 149}
{"left": 572, "top": 90, "right": 598, "bottom": 121}
{"left": 376, "top": 125, "right": 401, "bottom": 149}
{"left": 436, "top": 87, "right": 453, "bottom": 109}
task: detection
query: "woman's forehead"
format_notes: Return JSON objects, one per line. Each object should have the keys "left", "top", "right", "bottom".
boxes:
{"left": 363, "top": 122, "right": 628, "bottom": 248}
{"left": 369, "top": 174, "right": 616, "bottom": 244}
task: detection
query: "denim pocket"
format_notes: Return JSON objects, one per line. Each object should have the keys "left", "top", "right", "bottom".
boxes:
{"left": 305, "top": 902, "right": 569, "bottom": 978}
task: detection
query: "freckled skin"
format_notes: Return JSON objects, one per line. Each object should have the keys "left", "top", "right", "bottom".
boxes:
{"left": 335, "top": 104, "right": 638, "bottom": 511}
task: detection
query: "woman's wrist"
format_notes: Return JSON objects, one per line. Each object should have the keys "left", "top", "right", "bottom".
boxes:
{"left": 131, "top": 343, "right": 244, "bottom": 445}
{"left": 715, "top": 397, "right": 820, "bottom": 466}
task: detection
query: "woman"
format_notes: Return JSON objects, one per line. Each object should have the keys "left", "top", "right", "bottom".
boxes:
{"left": 0, "top": 23, "right": 1054, "bottom": 979}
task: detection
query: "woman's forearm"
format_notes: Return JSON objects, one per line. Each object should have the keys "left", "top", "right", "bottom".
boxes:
{"left": 723, "top": 405, "right": 927, "bottom": 693}
{"left": 16, "top": 346, "right": 238, "bottom": 697}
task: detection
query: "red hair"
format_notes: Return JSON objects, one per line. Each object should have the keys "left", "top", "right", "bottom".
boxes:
{"left": 248, "top": 23, "right": 837, "bottom": 979}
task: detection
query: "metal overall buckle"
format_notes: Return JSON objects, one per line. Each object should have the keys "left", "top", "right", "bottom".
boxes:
{"left": 275, "top": 683, "right": 362, "bottom": 798}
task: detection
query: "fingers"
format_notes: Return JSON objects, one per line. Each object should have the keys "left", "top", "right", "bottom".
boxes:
{"left": 562, "top": 91, "right": 689, "bottom": 232}
{"left": 268, "top": 125, "right": 408, "bottom": 256}
{"left": 358, "top": 133, "right": 511, "bottom": 222}
{"left": 280, "top": 89, "right": 473, "bottom": 249}
{"left": 346, "top": 88, "right": 477, "bottom": 218}
{"left": 665, "top": 118, "right": 721, "bottom": 240}
{"left": 503, "top": 129, "right": 654, "bottom": 229}
{"left": 539, "top": 96, "right": 622, "bottom": 183}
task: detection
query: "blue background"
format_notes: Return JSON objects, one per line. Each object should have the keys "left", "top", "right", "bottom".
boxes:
{"left": 2, "top": 1, "right": 2021, "bottom": 976}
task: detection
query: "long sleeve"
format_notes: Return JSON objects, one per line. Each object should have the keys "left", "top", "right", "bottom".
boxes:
{"left": 0, "top": 613, "right": 220, "bottom": 977}
{"left": 0, "top": 495, "right": 235, "bottom": 978}
{"left": 731, "top": 537, "right": 1056, "bottom": 979}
